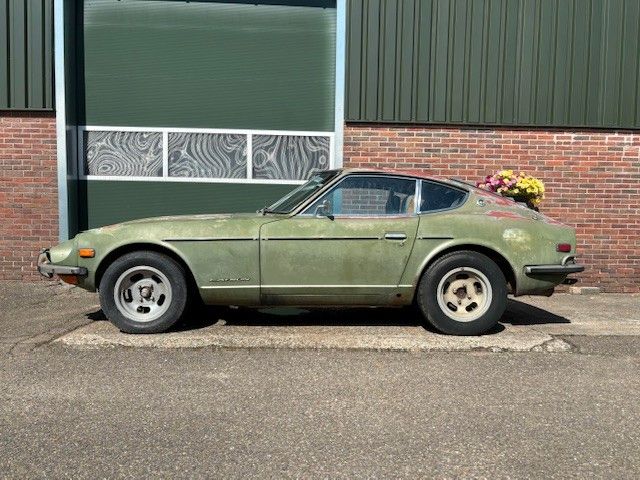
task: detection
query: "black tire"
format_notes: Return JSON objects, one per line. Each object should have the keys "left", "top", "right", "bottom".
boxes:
{"left": 99, "top": 251, "right": 188, "bottom": 334}
{"left": 416, "top": 251, "right": 507, "bottom": 335}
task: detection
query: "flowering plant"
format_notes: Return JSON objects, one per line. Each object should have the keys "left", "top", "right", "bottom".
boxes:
{"left": 477, "top": 170, "right": 545, "bottom": 207}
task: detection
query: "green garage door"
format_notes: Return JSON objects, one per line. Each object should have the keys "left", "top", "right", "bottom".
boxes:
{"left": 78, "top": 0, "right": 336, "bottom": 229}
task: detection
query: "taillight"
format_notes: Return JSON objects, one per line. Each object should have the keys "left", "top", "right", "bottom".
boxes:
{"left": 556, "top": 243, "right": 571, "bottom": 253}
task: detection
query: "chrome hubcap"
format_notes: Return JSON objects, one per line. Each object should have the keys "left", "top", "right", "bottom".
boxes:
{"left": 436, "top": 267, "right": 492, "bottom": 322}
{"left": 113, "top": 266, "right": 172, "bottom": 323}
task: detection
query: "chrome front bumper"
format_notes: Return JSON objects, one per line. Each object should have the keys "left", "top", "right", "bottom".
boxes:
{"left": 37, "top": 249, "right": 87, "bottom": 278}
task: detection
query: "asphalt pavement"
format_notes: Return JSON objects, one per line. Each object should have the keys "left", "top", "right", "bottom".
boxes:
{"left": 0, "top": 281, "right": 639, "bottom": 478}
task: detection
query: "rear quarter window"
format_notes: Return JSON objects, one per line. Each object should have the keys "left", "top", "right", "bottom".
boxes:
{"left": 419, "top": 181, "right": 468, "bottom": 213}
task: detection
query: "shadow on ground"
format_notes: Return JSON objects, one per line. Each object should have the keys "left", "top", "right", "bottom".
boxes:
{"left": 501, "top": 298, "right": 570, "bottom": 325}
{"left": 87, "top": 306, "right": 426, "bottom": 330}
{"left": 85, "top": 297, "right": 569, "bottom": 334}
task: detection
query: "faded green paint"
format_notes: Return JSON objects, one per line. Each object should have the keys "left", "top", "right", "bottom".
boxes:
{"left": 46, "top": 170, "right": 579, "bottom": 308}
{"left": 346, "top": 0, "right": 640, "bottom": 129}
{"left": 81, "top": 0, "right": 336, "bottom": 130}
{"left": 0, "top": 0, "right": 54, "bottom": 110}
{"left": 260, "top": 215, "right": 419, "bottom": 304}
{"left": 402, "top": 202, "right": 575, "bottom": 297}
{"left": 78, "top": 180, "right": 296, "bottom": 230}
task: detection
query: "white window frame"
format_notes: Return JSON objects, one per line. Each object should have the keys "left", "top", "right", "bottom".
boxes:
{"left": 77, "top": 125, "right": 335, "bottom": 185}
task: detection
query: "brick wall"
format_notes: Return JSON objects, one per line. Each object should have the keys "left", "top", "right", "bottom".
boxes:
{"left": 344, "top": 124, "right": 640, "bottom": 293}
{"left": 1, "top": 115, "right": 638, "bottom": 291}
{"left": 0, "top": 111, "right": 58, "bottom": 281}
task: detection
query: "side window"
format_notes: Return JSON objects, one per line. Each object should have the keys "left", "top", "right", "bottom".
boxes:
{"left": 304, "top": 176, "right": 417, "bottom": 217}
{"left": 420, "top": 182, "right": 467, "bottom": 213}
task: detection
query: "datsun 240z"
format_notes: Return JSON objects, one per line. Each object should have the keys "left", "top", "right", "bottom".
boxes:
{"left": 38, "top": 169, "right": 584, "bottom": 335}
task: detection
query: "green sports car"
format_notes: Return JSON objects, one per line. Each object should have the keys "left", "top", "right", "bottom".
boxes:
{"left": 37, "top": 169, "right": 584, "bottom": 335}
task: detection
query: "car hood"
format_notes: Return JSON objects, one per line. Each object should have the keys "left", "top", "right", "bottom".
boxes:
{"left": 85, "top": 212, "right": 283, "bottom": 241}
{"left": 117, "top": 212, "right": 262, "bottom": 226}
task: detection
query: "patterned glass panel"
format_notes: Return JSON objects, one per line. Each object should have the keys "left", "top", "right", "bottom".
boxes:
{"left": 84, "top": 131, "right": 163, "bottom": 177}
{"left": 252, "top": 135, "right": 330, "bottom": 180}
{"left": 168, "top": 133, "right": 247, "bottom": 179}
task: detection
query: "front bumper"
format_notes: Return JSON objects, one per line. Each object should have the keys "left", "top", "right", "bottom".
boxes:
{"left": 37, "top": 249, "right": 87, "bottom": 279}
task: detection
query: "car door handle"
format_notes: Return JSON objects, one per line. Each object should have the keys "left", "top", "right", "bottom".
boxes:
{"left": 384, "top": 232, "right": 407, "bottom": 241}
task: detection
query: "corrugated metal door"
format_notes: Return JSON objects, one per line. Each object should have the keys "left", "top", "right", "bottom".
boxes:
{"left": 346, "top": 0, "right": 640, "bottom": 129}
{"left": 0, "top": 0, "right": 54, "bottom": 110}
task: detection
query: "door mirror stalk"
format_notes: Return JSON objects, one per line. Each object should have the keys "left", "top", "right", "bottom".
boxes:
{"left": 315, "top": 201, "right": 334, "bottom": 220}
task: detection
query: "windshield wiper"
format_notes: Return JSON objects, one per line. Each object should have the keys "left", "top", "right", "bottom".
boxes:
{"left": 258, "top": 206, "right": 281, "bottom": 215}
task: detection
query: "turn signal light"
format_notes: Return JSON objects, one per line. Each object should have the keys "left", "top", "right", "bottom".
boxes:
{"left": 79, "top": 248, "right": 95, "bottom": 258}
{"left": 58, "top": 274, "right": 78, "bottom": 285}
{"left": 556, "top": 243, "right": 571, "bottom": 253}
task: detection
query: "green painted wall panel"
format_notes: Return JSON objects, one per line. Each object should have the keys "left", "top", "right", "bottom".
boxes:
{"left": 414, "top": 0, "right": 433, "bottom": 123}
{"left": 346, "top": 0, "right": 640, "bottom": 129}
{"left": 0, "top": 1, "right": 7, "bottom": 105}
{"left": 27, "top": 0, "right": 44, "bottom": 107}
{"left": 9, "top": 0, "right": 27, "bottom": 108}
{"left": 81, "top": 0, "right": 336, "bottom": 131}
{"left": 79, "top": 180, "right": 296, "bottom": 229}
{"left": 620, "top": 0, "right": 640, "bottom": 127}
{"left": 1, "top": 0, "right": 54, "bottom": 110}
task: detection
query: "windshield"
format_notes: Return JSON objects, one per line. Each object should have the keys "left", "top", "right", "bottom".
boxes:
{"left": 265, "top": 170, "right": 340, "bottom": 214}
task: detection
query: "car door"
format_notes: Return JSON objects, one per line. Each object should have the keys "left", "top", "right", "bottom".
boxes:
{"left": 259, "top": 175, "right": 419, "bottom": 305}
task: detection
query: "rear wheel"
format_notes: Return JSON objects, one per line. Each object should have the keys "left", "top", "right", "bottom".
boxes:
{"left": 99, "top": 251, "right": 188, "bottom": 333}
{"left": 417, "top": 251, "right": 507, "bottom": 335}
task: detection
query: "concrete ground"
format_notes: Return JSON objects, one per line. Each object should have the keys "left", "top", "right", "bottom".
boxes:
{"left": 0, "top": 281, "right": 639, "bottom": 478}
{"left": 2, "top": 281, "right": 639, "bottom": 353}
{"left": 8, "top": 282, "right": 638, "bottom": 353}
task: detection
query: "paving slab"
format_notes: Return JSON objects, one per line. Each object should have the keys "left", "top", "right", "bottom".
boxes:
{"left": 503, "top": 294, "right": 640, "bottom": 336}
{"left": 2, "top": 281, "right": 638, "bottom": 353}
{"left": 57, "top": 307, "right": 566, "bottom": 352}
{"left": 57, "top": 321, "right": 562, "bottom": 352}
{"left": 54, "top": 293, "right": 640, "bottom": 352}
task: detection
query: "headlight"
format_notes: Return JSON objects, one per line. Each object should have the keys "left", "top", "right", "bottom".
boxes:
{"left": 49, "top": 238, "right": 76, "bottom": 264}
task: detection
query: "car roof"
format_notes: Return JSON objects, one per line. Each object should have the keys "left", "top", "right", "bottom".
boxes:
{"left": 338, "top": 167, "right": 464, "bottom": 187}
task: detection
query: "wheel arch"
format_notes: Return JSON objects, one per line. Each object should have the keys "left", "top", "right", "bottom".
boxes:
{"left": 414, "top": 244, "right": 517, "bottom": 298}
{"left": 95, "top": 243, "right": 201, "bottom": 301}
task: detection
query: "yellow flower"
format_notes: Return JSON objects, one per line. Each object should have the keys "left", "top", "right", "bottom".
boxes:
{"left": 485, "top": 170, "right": 544, "bottom": 206}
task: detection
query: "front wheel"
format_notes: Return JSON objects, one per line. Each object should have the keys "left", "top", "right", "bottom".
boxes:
{"left": 416, "top": 251, "right": 507, "bottom": 335}
{"left": 99, "top": 251, "right": 188, "bottom": 334}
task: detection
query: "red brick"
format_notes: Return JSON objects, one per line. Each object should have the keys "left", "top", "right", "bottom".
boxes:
{"left": 344, "top": 124, "right": 640, "bottom": 293}
{"left": 0, "top": 112, "right": 57, "bottom": 281}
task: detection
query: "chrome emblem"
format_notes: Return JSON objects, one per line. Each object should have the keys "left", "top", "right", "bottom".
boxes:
{"left": 210, "top": 277, "right": 250, "bottom": 283}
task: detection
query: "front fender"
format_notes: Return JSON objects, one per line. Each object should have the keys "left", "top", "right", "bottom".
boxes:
{"left": 75, "top": 228, "right": 197, "bottom": 292}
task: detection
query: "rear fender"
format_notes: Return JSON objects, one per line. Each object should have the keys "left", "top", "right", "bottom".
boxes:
{"left": 405, "top": 239, "right": 519, "bottom": 294}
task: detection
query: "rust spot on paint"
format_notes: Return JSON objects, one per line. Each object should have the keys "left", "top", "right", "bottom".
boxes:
{"left": 540, "top": 215, "right": 565, "bottom": 226}
{"left": 486, "top": 210, "right": 525, "bottom": 220}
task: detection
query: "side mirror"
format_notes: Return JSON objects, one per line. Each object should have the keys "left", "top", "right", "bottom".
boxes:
{"left": 314, "top": 200, "right": 334, "bottom": 220}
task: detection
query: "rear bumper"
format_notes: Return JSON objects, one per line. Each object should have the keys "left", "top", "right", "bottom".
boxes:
{"left": 524, "top": 264, "right": 585, "bottom": 275}
{"left": 524, "top": 254, "right": 585, "bottom": 276}
{"left": 524, "top": 263, "right": 584, "bottom": 275}
{"left": 37, "top": 249, "right": 87, "bottom": 278}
